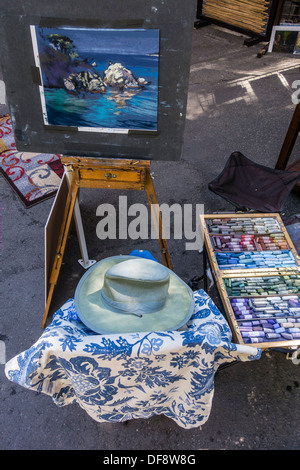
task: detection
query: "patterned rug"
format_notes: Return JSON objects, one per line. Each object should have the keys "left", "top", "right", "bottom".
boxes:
{"left": 0, "top": 114, "right": 63, "bottom": 207}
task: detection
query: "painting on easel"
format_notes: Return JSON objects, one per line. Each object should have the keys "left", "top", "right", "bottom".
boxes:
{"left": 30, "top": 26, "right": 159, "bottom": 132}
{"left": 1, "top": 0, "right": 195, "bottom": 160}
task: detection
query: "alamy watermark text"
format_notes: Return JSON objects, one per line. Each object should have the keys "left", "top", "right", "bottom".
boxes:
{"left": 96, "top": 196, "right": 204, "bottom": 251}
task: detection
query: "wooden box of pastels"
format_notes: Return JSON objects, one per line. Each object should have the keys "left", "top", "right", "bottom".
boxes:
{"left": 200, "top": 213, "right": 300, "bottom": 350}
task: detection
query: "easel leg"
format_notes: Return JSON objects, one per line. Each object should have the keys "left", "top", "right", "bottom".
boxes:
{"left": 65, "top": 167, "right": 96, "bottom": 269}
{"left": 145, "top": 169, "right": 173, "bottom": 270}
{"left": 42, "top": 174, "right": 79, "bottom": 328}
{"left": 74, "top": 198, "right": 96, "bottom": 269}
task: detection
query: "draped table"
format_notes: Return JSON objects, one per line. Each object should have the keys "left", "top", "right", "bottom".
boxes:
{"left": 5, "top": 289, "right": 261, "bottom": 429}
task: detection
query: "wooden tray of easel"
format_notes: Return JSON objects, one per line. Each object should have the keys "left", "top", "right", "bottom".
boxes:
{"left": 200, "top": 213, "right": 300, "bottom": 350}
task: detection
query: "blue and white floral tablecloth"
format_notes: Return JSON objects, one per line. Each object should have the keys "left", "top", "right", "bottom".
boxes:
{"left": 5, "top": 290, "right": 261, "bottom": 429}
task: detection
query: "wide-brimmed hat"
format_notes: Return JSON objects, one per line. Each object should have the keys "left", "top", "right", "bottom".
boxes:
{"left": 74, "top": 255, "right": 194, "bottom": 334}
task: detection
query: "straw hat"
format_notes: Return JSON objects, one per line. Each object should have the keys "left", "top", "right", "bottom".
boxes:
{"left": 74, "top": 255, "right": 194, "bottom": 334}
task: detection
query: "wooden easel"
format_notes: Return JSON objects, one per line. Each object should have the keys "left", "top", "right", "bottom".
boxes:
{"left": 42, "top": 156, "right": 173, "bottom": 328}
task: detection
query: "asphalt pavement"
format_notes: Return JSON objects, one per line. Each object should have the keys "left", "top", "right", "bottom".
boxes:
{"left": 0, "top": 24, "right": 300, "bottom": 451}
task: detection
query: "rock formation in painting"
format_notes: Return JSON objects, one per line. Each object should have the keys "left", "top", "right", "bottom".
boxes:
{"left": 39, "top": 33, "right": 106, "bottom": 94}
{"left": 39, "top": 33, "right": 150, "bottom": 95}
{"left": 64, "top": 71, "right": 106, "bottom": 93}
{"left": 103, "top": 62, "right": 149, "bottom": 90}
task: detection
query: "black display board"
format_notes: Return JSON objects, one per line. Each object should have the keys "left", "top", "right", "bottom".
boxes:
{"left": 0, "top": 0, "right": 196, "bottom": 161}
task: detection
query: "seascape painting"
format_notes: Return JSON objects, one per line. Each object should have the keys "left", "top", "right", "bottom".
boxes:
{"left": 31, "top": 26, "right": 159, "bottom": 132}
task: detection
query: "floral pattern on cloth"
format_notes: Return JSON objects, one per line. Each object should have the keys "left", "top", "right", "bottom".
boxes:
{"left": 5, "top": 290, "right": 261, "bottom": 429}
{"left": 0, "top": 114, "right": 62, "bottom": 206}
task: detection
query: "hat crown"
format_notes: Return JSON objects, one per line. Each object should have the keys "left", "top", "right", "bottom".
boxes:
{"left": 101, "top": 259, "right": 170, "bottom": 315}
{"left": 106, "top": 258, "right": 169, "bottom": 282}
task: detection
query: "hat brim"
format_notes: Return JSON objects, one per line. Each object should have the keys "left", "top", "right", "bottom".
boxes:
{"left": 74, "top": 255, "right": 194, "bottom": 334}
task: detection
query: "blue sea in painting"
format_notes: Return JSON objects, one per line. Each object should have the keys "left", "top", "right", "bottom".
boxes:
{"left": 33, "top": 27, "right": 159, "bottom": 131}
{"left": 44, "top": 53, "right": 159, "bottom": 130}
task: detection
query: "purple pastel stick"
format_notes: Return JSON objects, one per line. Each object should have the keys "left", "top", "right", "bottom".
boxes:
{"left": 281, "top": 333, "right": 293, "bottom": 340}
